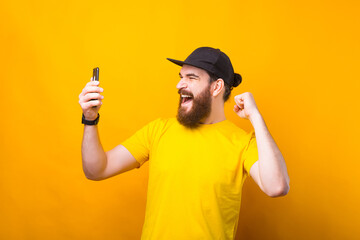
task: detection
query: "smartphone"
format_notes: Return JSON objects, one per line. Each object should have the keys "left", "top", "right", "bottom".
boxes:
{"left": 91, "top": 67, "right": 100, "bottom": 107}
{"left": 92, "top": 67, "right": 99, "bottom": 81}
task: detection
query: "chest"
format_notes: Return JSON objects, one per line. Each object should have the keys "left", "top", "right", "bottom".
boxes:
{"left": 149, "top": 128, "right": 244, "bottom": 185}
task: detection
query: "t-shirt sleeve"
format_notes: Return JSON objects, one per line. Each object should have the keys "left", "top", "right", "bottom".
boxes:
{"left": 242, "top": 130, "right": 259, "bottom": 176}
{"left": 121, "top": 118, "right": 163, "bottom": 168}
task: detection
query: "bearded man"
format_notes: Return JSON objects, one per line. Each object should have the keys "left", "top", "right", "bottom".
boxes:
{"left": 78, "top": 47, "right": 290, "bottom": 240}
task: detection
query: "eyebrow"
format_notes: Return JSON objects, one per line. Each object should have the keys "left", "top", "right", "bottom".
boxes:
{"left": 179, "top": 72, "right": 200, "bottom": 78}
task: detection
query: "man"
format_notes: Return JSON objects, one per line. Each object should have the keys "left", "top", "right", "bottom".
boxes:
{"left": 78, "top": 47, "right": 290, "bottom": 240}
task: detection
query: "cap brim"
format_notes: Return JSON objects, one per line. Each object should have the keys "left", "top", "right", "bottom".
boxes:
{"left": 167, "top": 58, "right": 215, "bottom": 76}
{"left": 167, "top": 58, "right": 207, "bottom": 71}
{"left": 166, "top": 58, "right": 185, "bottom": 67}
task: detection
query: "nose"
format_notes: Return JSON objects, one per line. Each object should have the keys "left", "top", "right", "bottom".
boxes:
{"left": 176, "top": 78, "right": 187, "bottom": 90}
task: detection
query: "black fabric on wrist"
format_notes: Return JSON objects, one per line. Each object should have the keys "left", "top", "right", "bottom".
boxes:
{"left": 82, "top": 113, "right": 100, "bottom": 125}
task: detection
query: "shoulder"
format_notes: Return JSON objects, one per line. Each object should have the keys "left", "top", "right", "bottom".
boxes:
{"left": 142, "top": 117, "right": 177, "bottom": 133}
{"left": 220, "top": 120, "right": 248, "bottom": 136}
{"left": 147, "top": 117, "right": 176, "bottom": 127}
{"left": 221, "top": 120, "right": 256, "bottom": 144}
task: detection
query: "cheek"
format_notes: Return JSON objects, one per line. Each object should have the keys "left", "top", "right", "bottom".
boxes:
{"left": 196, "top": 83, "right": 212, "bottom": 96}
{"left": 191, "top": 83, "right": 206, "bottom": 95}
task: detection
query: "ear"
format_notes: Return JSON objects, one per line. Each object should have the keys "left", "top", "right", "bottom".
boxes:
{"left": 211, "top": 79, "right": 224, "bottom": 97}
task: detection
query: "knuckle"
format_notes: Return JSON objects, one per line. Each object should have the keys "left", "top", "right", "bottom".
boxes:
{"left": 81, "top": 94, "right": 88, "bottom": 101}
{"left": 86, "top": 102, "right": 92, "bottom": 108}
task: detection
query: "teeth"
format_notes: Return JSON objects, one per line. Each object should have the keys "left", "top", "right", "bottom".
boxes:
{"left": 181, "top": 95, "right": 191, "bottom": 98}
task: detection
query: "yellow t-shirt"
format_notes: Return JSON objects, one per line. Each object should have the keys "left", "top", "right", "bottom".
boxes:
{"left": 122, "top": 118, "right": 258, "bottom": 240}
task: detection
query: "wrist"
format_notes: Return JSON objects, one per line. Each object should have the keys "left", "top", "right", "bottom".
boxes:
{"left": 82, "top": 113, "right": 100, "bottom": 125}
{"left": 249, "top": 111, "right": 263, "bottom": 126}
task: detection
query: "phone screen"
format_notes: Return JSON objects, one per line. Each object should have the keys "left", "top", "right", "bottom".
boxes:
{"left": 93, "top": 67, "right": 99, "bottom": 81}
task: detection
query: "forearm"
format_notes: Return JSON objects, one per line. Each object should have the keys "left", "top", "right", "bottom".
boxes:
{"left": 81, "top": 125, "right": 107, "bottom": 180}
{"left": 250, "top": 112, "right": 290, "bottom": 196}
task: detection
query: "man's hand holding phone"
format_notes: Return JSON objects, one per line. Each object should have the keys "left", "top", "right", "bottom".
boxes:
{"left": 79, "top": 68, "right": 104, "bottom": 121}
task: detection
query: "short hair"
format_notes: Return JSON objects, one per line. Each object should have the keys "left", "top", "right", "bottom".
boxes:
{"left": 206, "top": 71, "right": 233, "bottom": 102}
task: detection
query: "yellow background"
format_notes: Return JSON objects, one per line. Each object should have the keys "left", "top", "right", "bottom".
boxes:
{"left": 1, "top": 0, "right": 359, "bottom": 239}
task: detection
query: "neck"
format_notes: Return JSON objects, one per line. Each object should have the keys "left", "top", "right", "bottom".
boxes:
{"left": 200, "top": 100, "right": 226, "bottom": 124}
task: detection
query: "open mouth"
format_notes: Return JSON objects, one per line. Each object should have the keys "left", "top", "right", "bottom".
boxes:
{"left": 181, "top": 94, "right": 193, "bottom": 105}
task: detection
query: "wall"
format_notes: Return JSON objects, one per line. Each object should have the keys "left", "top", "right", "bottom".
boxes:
{"left": 1, "top": 0, "right": 359, "bottom": 239}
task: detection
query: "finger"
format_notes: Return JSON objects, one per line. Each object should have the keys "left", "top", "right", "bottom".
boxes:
{"left": 234, "top": 98, "right": 244, "bottom": 108}
{"left": 234, "top": 105, "right": 240, "bottom": 112}
{"left": 86, "top": 80, "right": 100, "bottom": 87}
{"left": 234, "top": 92, "right": 252, "bottom": 104}
{"left": 234, "top": 94, "right": 244, "bottom": 102}
{"left": 83, "top": 100, "right": 102, "bottom": 109}
{"left": 233, "top": 108, "right": 242, "bottom": 114}
{"left": 79, "top": 80, "right": 104, "bottom": 98}
{"left": 234, "top": 96, "right": 244, "bottom": 105}
{"left": 80, "top": 86, "right": 101, "bottom": 98}
{"left": 82, "top": 86, "right": 104, "bottom": 95}
{"left": 82, "top": 93, "right": 104, "bottom": 102}
{"left": 235, "top": 100, "right": 244, "bottom": 108}
{"left": 233, "top": 106, "right": 246, "bottom": 118}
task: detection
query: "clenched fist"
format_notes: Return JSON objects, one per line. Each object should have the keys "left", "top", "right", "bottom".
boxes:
{"left": 233, "top": 92, "right": 260, "bottom": 120}
{"left": 78, "top": 79, "right": 104, "bottom": 121}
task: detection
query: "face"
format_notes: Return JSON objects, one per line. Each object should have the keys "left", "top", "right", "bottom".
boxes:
{"left": 176, "top": 65, "right": 212, "bottom": 128}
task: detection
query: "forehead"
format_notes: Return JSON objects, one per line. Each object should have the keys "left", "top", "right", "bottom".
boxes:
{"left": 179, "top": 64, "right": 209, "bottom": 78}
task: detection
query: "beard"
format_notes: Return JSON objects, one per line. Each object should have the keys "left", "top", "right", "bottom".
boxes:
{"left": 176, "top": 84, "right": 212, "bottom": 129}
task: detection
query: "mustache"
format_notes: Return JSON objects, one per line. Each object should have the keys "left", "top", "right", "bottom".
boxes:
{"left": 178, "top": 89, "right": 193, "bottom": 97}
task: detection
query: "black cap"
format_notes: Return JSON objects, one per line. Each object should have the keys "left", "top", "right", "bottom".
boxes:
{"left": 167, "top": 47, "right": 242, "bottom": 88}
